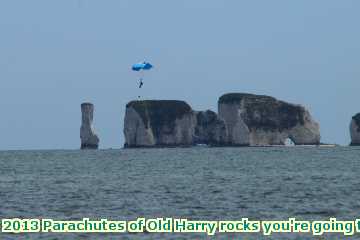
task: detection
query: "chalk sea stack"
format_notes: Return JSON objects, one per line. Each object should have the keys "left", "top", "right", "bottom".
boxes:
{"left": 80, "top": 103, "right": 99, "bottom": 149}
{"left": 123, "top": 100, "right": 227, "bottom": 147}
{"left": 350, "top": 113, "right": 360, "bottom": 146}
{"left": 218, "top": 93, "right": 321, "bottom": 146}
{"left": 124, "top": 100, "right": 195, "bottom": 147}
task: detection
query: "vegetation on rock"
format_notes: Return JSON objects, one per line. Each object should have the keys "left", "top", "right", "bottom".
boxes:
{"left": 219, "top": 93, "right": 306, "bottom": 131}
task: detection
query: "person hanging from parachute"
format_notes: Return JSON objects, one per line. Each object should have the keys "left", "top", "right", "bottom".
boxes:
{"left": 132, "top": 61, "right": 153, "bottom": 89}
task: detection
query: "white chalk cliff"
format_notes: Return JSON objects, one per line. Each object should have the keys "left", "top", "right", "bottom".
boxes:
{"left": 218, "top": 93, "right": 321, "bottom": 146}
{"left": 80, "top": 103, "right": 99, "bottom": 149}
{"left": 123, "top": 101, "right": 227, "bottom": 147}
{"left": 124, "top": 100, "right": 196, "bottom": 147}
{"left": 123, "top": 93, "right": 321, "bottom": 148}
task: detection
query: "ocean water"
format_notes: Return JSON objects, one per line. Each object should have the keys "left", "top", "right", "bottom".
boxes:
{"left": 1, "top": 146, "right": 360, "bottom": 239}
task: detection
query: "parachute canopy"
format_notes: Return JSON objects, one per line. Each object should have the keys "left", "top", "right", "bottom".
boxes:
{"left": 132, "top": 61, "right": 153, "bottom": 71}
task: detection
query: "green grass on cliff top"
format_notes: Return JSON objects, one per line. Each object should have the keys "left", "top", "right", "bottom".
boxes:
{"left": 218, "top": 93, "right": 276, "bottom": 104}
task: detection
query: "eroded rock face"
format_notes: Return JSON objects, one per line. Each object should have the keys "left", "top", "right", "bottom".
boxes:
{"left": 350, "top": 113, "right": 360, "bottom": 146}
{"left": 194, "top": 110, "right": 228, "bottom": 145}
{"left": 218, "top": 93, "right": 320, "bottom": 146}
{"left": 124, "top": 100, "right": 196, "bottom": 147}
{"left": 80, "top": 103, "right": 99, "bottom": 149}
{"left": 123, "top": 94, "right": 321, "bottom": 148}
{"left": 124, "top": 101, "right": 228, "bottom": 147}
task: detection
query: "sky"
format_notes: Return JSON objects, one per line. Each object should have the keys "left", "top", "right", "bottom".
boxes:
{"left": 0, "top": 0, "right": 359, "bottom": 150}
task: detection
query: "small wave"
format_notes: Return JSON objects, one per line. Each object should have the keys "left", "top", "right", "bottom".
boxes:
{"left": 294, "top": 209, "right": 338, "bottom": 216}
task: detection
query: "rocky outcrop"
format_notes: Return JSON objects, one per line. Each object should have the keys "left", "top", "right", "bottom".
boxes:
{"left": 123, "top": 101, "right": 227, "bottom": 147}
{"left": 350, "top": 113, "right": 360, "bottom": 146}
{"left": 123, "top": 94, "right": 321, "bottom": 148}
{"left": 194, "top": 110, "right": 228, "bottom": 145}
{"left": 218, "top": 93, "right": 320, "bottom": 146}
{"left": 80, "top": 103, "right": 99, "bottom": 149}
{"left": 124, "top": 100, "right": 196, "bottom": 147}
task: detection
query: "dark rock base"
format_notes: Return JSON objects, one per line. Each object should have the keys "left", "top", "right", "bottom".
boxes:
{"left": 81, "top": 144, "right": 99, "bottom": 149}
{"left": 124, "top": 143, "right": 193, "bottom": 148}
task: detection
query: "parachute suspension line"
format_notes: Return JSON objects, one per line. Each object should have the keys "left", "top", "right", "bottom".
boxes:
{"left": 140, "top": 70, "right": 144, "bottom": 83}
{"left": 138, "top": 70, "right": 144, "bottom": 99}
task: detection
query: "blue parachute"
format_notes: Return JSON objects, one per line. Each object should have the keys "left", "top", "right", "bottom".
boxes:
{"left": 132, "top": 61, "right": 153, "bottom": 71}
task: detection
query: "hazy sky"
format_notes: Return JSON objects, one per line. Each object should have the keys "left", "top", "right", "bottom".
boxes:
{"left": 0, "top": 1, "right": 359, "bottom": 150}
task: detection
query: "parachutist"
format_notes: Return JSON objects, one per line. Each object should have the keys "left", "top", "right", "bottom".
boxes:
{"left": 132, "top": 61, "right": 153, "bottom": 90}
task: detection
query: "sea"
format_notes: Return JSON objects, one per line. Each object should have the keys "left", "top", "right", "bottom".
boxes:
{"left": 1, "top": 146, "right": 360, "bottom": 239}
